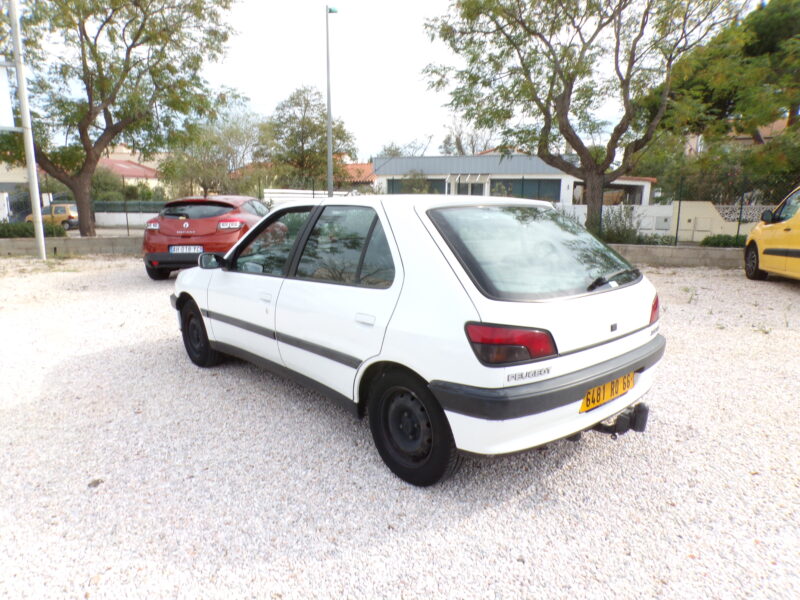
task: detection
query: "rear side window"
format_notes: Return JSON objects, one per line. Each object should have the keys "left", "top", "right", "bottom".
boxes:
{"left": 295, "top": 206, "right": 395, "bottom": 288}
{"left": 161, "top": 201, "right": 234, "bottom": 219}
{"left": 428, "top": 205, "right": 636, "bottom": 301}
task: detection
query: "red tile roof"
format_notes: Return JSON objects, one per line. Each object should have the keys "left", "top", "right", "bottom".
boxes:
{"left": 98, "top": 158, "right": 159, "bottom": 180}
{"left": 339, "top": 163, "right": 375, "bottom": 184}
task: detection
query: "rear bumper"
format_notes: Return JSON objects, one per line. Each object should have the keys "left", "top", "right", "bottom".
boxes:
{"left": 144, "top": 252, "right": 200, "bottom": 270}
{"left": 430, "top": 334, "right": 666, "bottom": 455}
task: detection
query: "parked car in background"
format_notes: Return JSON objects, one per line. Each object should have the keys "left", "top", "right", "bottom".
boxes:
{"left": 26, "top": 203, "right": 79, "bottom": 230}
{"left": 745, "top": 185, "right": 800, "bottom": 281}
{"left": 170, "top": 195, "right": 665, "bottom": 486}
{"left": 142, "top": 195, "right": 268, "bottom": 280}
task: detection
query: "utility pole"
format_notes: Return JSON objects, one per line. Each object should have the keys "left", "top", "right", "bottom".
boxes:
{"left": 325, "top": 6, "right": 337, "bottom": 197}
{"left": 2, "top": 0, "right": 45, "bottom": 259}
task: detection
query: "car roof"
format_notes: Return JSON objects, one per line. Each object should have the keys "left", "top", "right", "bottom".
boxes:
{"left": 166, "top": 195, "right": 256, "bottom": 207}
{"left": 269, "top": 194, "right": 555, "bottom": 213}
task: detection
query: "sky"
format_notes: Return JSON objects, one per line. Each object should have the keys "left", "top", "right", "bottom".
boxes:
{"left": 202, "top": 0, "right": 458, "bottom": 162}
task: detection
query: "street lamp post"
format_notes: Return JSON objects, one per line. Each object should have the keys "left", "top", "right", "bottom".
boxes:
{"left": 4, "top": 0, "right": 46, "bottom": 259}
{"left": 325, "top": 6, "right": 337, "bottom": 198}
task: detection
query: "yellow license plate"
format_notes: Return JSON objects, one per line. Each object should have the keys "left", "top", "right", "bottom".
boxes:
{"left": 580, "top": 372, "right": 635, "bottom": 413}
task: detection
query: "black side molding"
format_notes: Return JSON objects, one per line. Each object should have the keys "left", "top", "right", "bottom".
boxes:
{"left": 429, "top": 334, "right": 666, "bottom": 421}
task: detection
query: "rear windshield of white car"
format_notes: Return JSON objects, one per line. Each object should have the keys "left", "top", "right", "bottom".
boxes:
{"left": 428, "top": 205, "right": 639, "bottom": 301}
{"left": 161, "top": 201, "right": 234, "bottom": 219}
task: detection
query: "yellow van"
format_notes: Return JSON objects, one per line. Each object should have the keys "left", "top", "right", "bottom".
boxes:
{"left": 745, "top": 186, "right": 800, "bottom": 281}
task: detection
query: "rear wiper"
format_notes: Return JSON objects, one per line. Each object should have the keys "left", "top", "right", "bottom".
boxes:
{"left": 587, "top": 268, "right": 640, "bottom": 291}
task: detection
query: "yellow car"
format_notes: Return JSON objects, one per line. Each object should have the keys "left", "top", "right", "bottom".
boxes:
{"left": 745, "top": 186, "right": 800, "bottom": 281}
{"left": 26, "top": 203, "right": 79, "bottom": 230}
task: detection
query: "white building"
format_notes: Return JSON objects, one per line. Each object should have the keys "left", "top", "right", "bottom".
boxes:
{"left": 372, "top": 153, "right": 655, "bottom": 206}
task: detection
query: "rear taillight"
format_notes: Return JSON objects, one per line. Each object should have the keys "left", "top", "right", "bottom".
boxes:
{"left": 218, "top": 220, "right": 245, "bottom": 231}
{"left": 465, "top": 323, "right": 557, "bottom": 365}
{"left": 145, "top": 220, "right": 159, "bottom": 230}
{"left": 650, "top": 295, "right": 660, "bottom": 324}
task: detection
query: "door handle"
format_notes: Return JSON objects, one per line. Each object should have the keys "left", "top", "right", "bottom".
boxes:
{"left": 784, "top": 227, "right": 792, "bottom": 232}
{"left": 260, "top": 293, "right": 272, "bottom": 303}
{"left": 355, "top": 313, "right": 376, "bottom": 326}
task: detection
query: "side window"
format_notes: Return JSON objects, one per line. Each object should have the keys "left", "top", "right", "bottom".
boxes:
{"left": 54, "top": 206, "right": 66, "bottom": 215}
{"left": 359, "top": 220, "right": 395, "bottom": 288}
{"left": 295, "top": 206, "right": 394, "bottom": 287}
{"left": 775, "top": 190, "right": 800, "bottom": 222}
{"left": 233, "top": 207, "right": 313, "bottom": 276}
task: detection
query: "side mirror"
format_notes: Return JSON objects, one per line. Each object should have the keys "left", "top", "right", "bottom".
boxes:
{"left": 198, "top": 252, "right": 226, "bottom": 269}
{"left": 760, "top": 209, "right": 774, "bottom": 224}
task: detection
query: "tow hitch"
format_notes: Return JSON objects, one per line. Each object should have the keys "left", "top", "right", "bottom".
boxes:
{"left": 592, "top": 403, "right": 649, "bottom": 439}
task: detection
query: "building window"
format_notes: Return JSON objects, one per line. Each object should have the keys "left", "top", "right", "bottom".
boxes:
{"left": 457, "top": 182, "right": 485, "bottom": 196}
{"left": 489, "top": 179, "right": 560, "bottom": 202}
{"left": 572, "top": 183, "right": 643, "bottom": 205}
{"left": 387, "top": 178, "right": 446, "bottom": 194}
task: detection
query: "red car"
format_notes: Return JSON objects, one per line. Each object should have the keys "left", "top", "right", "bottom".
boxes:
{"left": 142, "top": 195, "right": 269, "bottom": 280}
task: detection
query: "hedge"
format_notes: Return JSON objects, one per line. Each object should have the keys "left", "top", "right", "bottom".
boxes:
{"left": 699, "top": 234, "right": 746, "bottom": 248}
{"left": 0, "top": 222, "right": 68, "bottom": 238}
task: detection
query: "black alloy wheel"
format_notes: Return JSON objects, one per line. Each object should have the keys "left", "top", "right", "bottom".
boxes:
{"left": 368, "top": 371, "right": 461, "bottom": 486}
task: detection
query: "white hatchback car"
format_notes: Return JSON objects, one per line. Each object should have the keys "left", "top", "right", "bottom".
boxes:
{"left": 171, "top": 195, "right": 665, "bottom": 486}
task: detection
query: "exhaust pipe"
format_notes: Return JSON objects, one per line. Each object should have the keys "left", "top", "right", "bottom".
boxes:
{"left": 592, "top": 403, "right": 649, "bottom": 438}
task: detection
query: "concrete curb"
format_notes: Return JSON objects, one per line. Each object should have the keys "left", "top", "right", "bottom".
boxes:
{"left": 0, "top": 236, "right": 744, "bottom": 270}
{"left": 611, "top": 244, "right": 744, "bottom": 269}
{"left": 0, "top": 235, "right": 142, "bottom": 258}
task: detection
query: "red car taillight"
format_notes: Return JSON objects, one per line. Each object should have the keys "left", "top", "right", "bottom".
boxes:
{"left": 465, "top": 323, "right": 557, "bottom": 365}
{"left": 145, "top": 220, "right": 159, "bottom": 230}
{"left": 650, "top": 295, "right": 660, "bottom": 324}
{"left": 218, "top": 220, "right": 245, "bottom": 231}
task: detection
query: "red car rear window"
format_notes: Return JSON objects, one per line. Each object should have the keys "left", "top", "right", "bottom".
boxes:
{"left": 161, "top": 201, "right": 234, "bottom": 219}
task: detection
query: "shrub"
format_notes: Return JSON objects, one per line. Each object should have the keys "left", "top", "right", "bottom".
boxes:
{"left": 0, "top": 222, "right": 68, "bottom": 238}
{"left": 599, "top": 205, "right": 641, "bottom": 244}
{"left": 699, "top": 234, "right": 746, "bottom": 247}
{"left": 635, "top": 233, "right": 675, "bottom": 246}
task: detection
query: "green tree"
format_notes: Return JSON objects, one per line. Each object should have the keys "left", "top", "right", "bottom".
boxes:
{"left": 258, "top": 86, "right": 356, "bottom": 189}
{"left": 160, "top": 110, "right": 265, "bottom": 197}
{"left": 376, "top": 137, "right": 432, "bottom": 158}
{"left": 439, "top": 118, "right": 496, "bottom": 155}
{"left": 427, "top": 0, "right": 742, "bottom": 232}
{"left": 0, "top": 0, "right": 233, "bottom": 236}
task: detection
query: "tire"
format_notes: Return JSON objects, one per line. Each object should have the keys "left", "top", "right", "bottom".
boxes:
{"left": 61, "top": 221, "right": 70, "bottom": 231}
{"left": 368, "top": 370, "right": 462, "bottom": 486}
{"left": 180, "top": 300, "right": 222, "bottom": 367}
{"left": 145, "top": 265, "right": 170, "bottom": 281}
{"left": 744, "top": 244, "right": 768, "bottom": 280}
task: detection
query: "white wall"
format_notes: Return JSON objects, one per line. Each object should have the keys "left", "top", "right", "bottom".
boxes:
{"left": 95, "top": 212, "right": 157, "bottom": 227}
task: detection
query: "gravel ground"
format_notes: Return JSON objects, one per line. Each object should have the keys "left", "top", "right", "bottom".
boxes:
{"left": 0, "top": 257, "right": 797, "bottom": 599}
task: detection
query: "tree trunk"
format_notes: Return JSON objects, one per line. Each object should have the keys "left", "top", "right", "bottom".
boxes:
{"left": 71, "top": 176, "right": 96, "bottom": 237}
{"left": 583, "top": 172, "right": 605, "bottom": 235}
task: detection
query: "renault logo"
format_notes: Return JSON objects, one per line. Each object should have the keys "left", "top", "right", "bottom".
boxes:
{"left": 183, "top": 222, "right": 189, "bottom": 229}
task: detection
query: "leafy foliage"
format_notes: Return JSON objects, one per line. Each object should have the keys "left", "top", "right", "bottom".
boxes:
{"left": 257, "top": 87, "right": 356, "bottom": 189}
{"left": 0, "top": 222, "right": 66, "bottom": 238}
{"left": 0, "top": 0, "right": 234, "bottom": 235}
{"left": 160, "top": 110, "right": 270, "bottom": 198}
{"left": 427, "top": 0, "right": 742, "bottom": 232}
{"left": 699, "top": 234, "right": 746, "bottom": 247}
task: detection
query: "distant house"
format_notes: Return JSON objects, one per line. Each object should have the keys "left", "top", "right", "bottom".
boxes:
{"left": 372, "top": 153, "right": 655, "bottom": 206}
{"left": 97, "top": 157, "right": 160, "bottom": 189}
{"left": 338, "top": 163, "right": 376, "bottom": 188}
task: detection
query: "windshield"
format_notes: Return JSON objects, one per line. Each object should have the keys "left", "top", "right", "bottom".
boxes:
{"left": 161, "top": 201, "right": 234, "bottom": 219}
{"left": 428, "top": 205, "right": 638, "bottom": 301}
